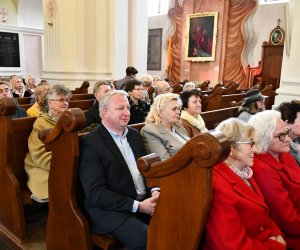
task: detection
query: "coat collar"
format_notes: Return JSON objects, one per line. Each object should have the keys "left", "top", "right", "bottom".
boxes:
{"left": 96, "top": 123, "right": 137, "bottom": 187}
{"left": 216, "top": 162, "right": 268, "bottom": 209}
{"left": 157, "top": 123, "right": 189, "bottom": 140}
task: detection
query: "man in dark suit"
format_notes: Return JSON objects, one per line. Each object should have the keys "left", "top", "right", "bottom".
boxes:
{"left": 79, "top": 90, "right": 159, "bottom": 250}
{"left": 84, "top": 80, "right": 112, "bottom": 127}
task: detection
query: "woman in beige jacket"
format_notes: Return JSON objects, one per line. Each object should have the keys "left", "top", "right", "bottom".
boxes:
{"left": 24, "top": 84, "right": 71, "bottom": 201}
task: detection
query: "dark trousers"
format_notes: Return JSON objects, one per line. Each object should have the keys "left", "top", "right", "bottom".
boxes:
{"left": 110, "top": 215, "right": 148, "bottom": 250}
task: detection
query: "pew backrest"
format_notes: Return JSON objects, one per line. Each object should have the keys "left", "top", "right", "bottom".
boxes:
{"left": 137, "top": 131, "right": 230, "bottom": 250}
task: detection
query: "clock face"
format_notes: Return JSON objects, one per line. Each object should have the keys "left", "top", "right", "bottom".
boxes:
{"left": 47, "top": 0, "right": 57, "bottom": 20}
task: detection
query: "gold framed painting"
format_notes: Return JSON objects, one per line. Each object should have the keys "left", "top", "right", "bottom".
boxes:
{"left": 185, "top": 12, "right": 218, "bottom": 62}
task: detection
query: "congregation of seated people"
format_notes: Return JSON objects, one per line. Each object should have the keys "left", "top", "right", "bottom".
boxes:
{"left": 4, "top": 69, "right": 300, "bottom": 250}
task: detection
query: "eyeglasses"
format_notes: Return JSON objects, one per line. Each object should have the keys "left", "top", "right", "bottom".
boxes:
{"left": 233, "top": 140, "right": 256, "bottom": 148}
{"left": 49, "top": 98, "right": 70, "bottom": 103}
{"left": 274, "top": 128, "right": 291, "bottom": 142}
{"left": 0, "top": 88, "right": 10, "bottom": 94}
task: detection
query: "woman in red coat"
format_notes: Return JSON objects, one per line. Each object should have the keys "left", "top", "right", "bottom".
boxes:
{"left": 249, "top": 110, "right": 300, "bottom": 250}
{"left": 202, "top": 118, "right": 285, "bottom": 250}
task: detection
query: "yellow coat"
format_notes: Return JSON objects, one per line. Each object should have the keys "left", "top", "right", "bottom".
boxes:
{"left": 24, "top": 113, "right": 57, "bottom": 199}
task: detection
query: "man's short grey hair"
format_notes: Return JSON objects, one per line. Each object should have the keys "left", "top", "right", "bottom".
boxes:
{"left": 248, "top": 110, "right": 282, "bottom": 153}
{"left": 93, "top": 80, "right": 112, "bottom": 93}
{"left": 98, "top": 90, "right": 128, "bottom": 118}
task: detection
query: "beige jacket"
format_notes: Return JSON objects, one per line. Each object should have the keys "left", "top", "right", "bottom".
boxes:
{"left": 24, "top": 113, "right": 57, "bottom": 199}
{"left": 141, "top": 123, "right": 189, "bottom": 161}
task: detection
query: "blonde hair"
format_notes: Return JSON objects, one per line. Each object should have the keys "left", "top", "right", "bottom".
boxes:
{"left": 145, "top": 93, "right": 181, "bottom": 126}
{"left": 10, "top": 75, "right": 23, "bottom": 90}
{"left": 215, "top": 118, "right": 254, "bottom": 147}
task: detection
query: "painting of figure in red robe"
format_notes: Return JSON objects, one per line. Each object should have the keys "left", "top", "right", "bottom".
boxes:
{"left": 186, "top": 12, "right": 218, "bottom": 62}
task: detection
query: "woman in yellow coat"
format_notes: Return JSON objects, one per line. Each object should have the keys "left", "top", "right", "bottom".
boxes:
{"left": 24, "top": 84, "right": 71, "bottom": 201}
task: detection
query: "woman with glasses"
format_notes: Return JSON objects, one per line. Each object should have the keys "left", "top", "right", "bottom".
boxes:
{"left": 24, "top": 84, "right": 71, "bottom": 202}
{"left": 276, "top": 100, "right": 300, "bottom": 166}
{"left": 141, "top": 93, "right": 189, "bottom": 160}
{"left": 179, "top": 89, "right": 208, "bottom": 137}
{"left": 202, "top": 118, "right": 285, "bottom": 250}
{"left": 249, "top": 110, "right": 300, "bottom": 249}
{"left": 124, "top": 79, "right": 150, "bottom": 124}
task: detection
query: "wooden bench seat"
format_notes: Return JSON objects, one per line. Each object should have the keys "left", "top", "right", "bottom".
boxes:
{"left": 0, "top": 97, "right": 46, "bottom": 249}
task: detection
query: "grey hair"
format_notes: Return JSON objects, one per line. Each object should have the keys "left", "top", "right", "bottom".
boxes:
{"left": 93, "top": 80, "right": 112, "bottom": 94}
{"left": 248, "top": 110, "right": 281, "bottom": 153}
{"left": 182, "top": 82, "right": 196, "bottom": 92}
{"left": 98, "top": 90, "right": 128, "bottom": 118}
{"left": 215, "top": 118, "right": 254, "bottom": 146}
{"left": 41, "top": 84, "right": 72, "bottom": 113}
{"left": 145, "top": 93, "right": 181, "bottom": 126}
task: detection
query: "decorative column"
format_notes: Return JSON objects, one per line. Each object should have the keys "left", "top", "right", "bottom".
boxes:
{"left": 274, "top": 0, "right": 300, "bottom": 106}
{"left": 42, "top": 0, "right": 148, "bottom": 90}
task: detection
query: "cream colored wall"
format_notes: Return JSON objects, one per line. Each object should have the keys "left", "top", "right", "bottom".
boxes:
{"left": 244, "top": 3, "right": 286, "bottom": 67}
{"left": 0, "top": 0, "right": 18, "bottom": 25}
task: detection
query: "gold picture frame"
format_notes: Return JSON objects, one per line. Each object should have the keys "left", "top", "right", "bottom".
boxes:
{"left": 185, "top": 12, "right": 218, "bottom": 62}
{"left": 270, "top": 26, "right": 285, "bottom": 46}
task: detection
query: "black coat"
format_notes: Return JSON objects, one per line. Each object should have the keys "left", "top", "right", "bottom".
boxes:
{"left": 79, "top": 123, "right": 148, "bottom": 234}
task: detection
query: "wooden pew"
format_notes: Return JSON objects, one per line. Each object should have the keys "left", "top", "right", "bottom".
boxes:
{"left": 201, "top": 86, "right": 227, "bottom": 111}
{"left": 0, "top": 97, "right": 46, "bottom": 249}
{"left": 39, "top": 109, "right": 123, "bottom": 250}
{"left": 39, "top": 108, "right": 230, "bottom": 250}
{"left": 137, "top": 130, "right": 230, "bottom": 249}
{"left": 71, "top": 81, "right": 90, "bottom": 94}
{"left": 70, "top": 93, "right": 95, "bottom": 101}
{"left": 201, "top": 106, "right": 239, "bottom": 130}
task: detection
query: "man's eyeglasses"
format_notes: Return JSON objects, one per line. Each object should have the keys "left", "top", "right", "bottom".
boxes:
{"left": 49, "top": 98, "right": 70, "bottom": 103}
{"left": 233, "top": 140, "right": 256, "bottom": 148}
{"left": 274, "top": 128, "right": 291, "bottom": 142}
{"left": 0, "top": 88, "right": 10, "bottom": 94}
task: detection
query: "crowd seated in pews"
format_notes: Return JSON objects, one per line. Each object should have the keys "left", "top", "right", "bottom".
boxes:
{"left": 180, "top": 89, "right": 208, "bottom": 137}
{"left": 24, "top": 84, "right": 71, "bottom": 202}
{"left": 141, "top": 93, "right": 189, "bottom": 160}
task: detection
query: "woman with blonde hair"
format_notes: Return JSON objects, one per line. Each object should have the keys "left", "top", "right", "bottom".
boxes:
{"left": 141, "top": 93, "right": 189, "bottom": 160}
{"left": 24, "top": 75, "right": 37, "bottom": 97}
{"left": 10, "top": 75, "right": 25, "bottom": 98}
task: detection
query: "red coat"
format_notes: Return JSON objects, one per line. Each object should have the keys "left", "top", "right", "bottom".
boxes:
{"left": 202, "top": 162, "right": 284, "bottom": 250}
{"left": 253, "top": 153, "right": 300, "bottom": 249}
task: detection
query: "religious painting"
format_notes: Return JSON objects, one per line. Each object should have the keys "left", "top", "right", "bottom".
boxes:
{"left": 185, "top": 12, "right": 218, "bottom": 62}
{"left": 147, "top": 28, "right": 162, "bottom": 71}
{"left": 270, "top": 26, "right": 285, "bottom": 45}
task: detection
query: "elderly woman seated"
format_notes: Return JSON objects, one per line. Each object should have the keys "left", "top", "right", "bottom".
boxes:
{"left": 276, "top": 100, "right": 300, "bottom": 166}
{"left": 24, "top": 84, "right": 71, "bottom": 202}
{"left": 237, "top": 89, "right": 267, "bottom": 122}
{"left": 180, "top": 89, "right": 208, "bottom": 137}
{"left": 141, "top": 93, "right": 189, "bottom": 160}
{"left": 249, "top": 110, "right": 300, "bottom": 249}
{"left": 202, "top": 118, "right": 286, "bottom": 250}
